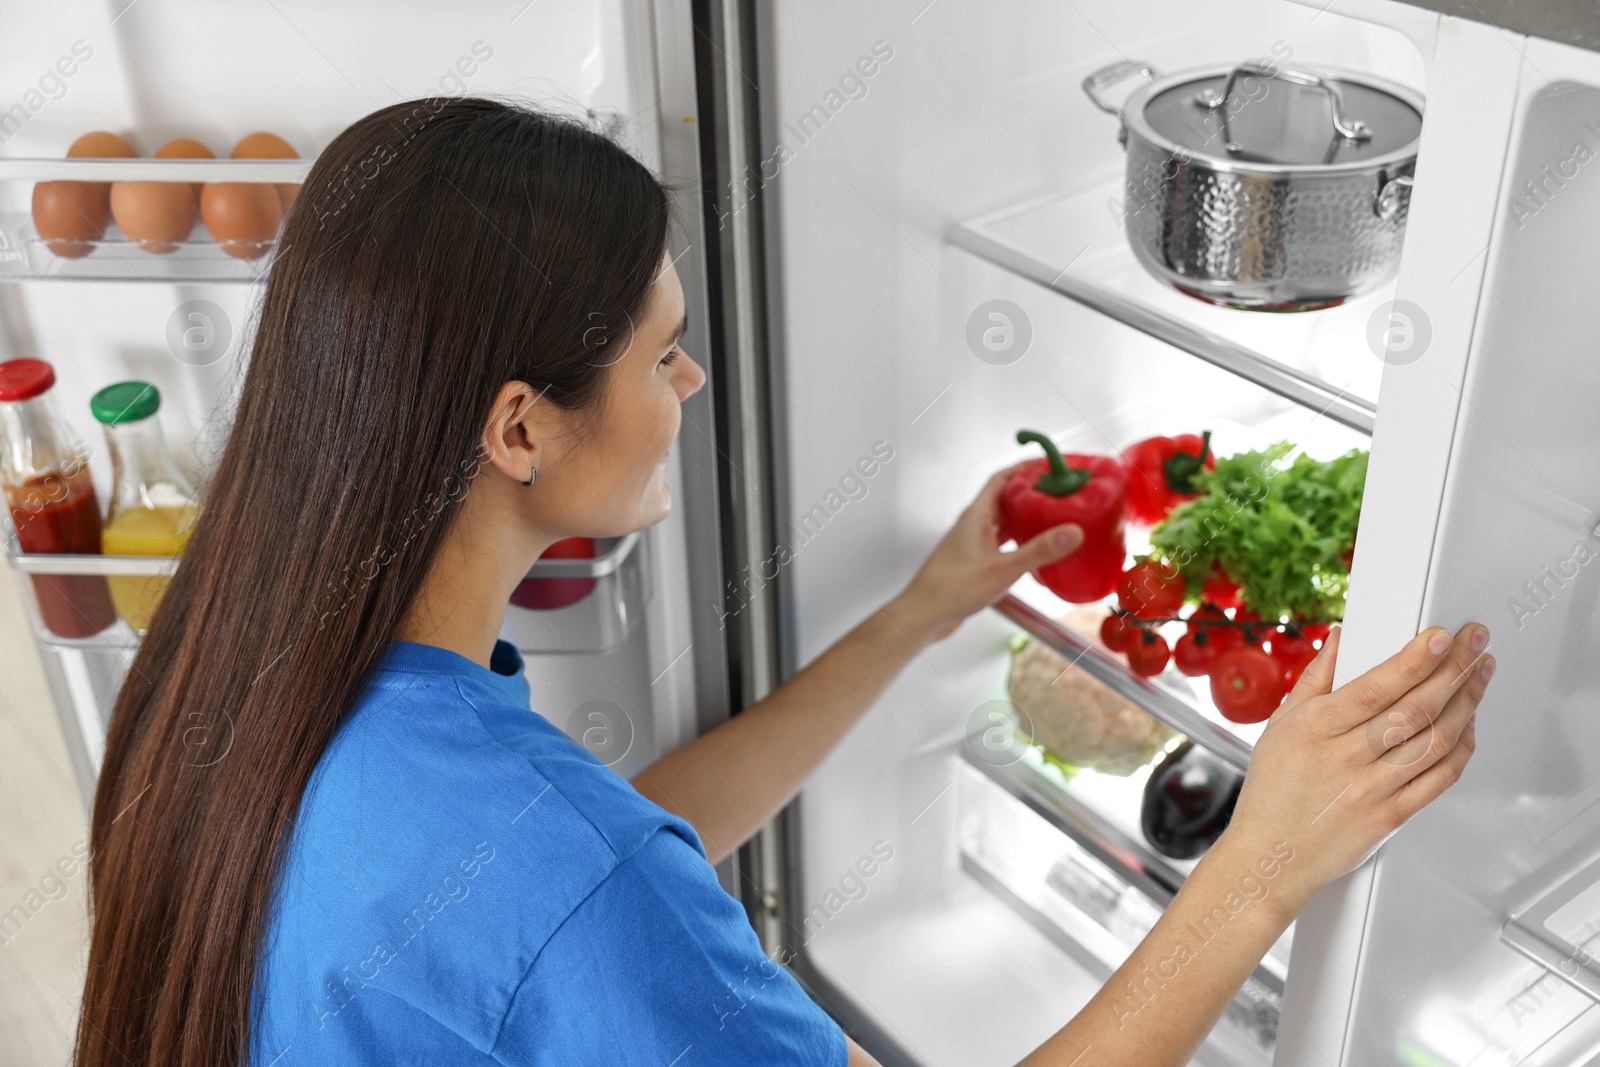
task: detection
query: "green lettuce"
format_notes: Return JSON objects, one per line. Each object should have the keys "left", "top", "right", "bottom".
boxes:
{"left": 1147, "top": 443, "right": 1367, "bottom": 622}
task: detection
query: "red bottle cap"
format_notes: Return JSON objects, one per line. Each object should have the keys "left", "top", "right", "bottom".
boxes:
{"left": 0, "top": 359, "right": 56, "bottom": 402}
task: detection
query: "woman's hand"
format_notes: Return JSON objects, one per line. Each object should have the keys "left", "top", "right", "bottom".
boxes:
{"left": 1209, "top": 622, "right": 1493, "bottom": 923}
{"left": 886, "top": 462, "right": 1084, "bottom": 644}
{"left": 1018, "top": 625, "right": 1491, "bottom": 1067}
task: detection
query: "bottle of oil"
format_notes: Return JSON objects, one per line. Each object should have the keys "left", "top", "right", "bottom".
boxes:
{"left": 90, "top": 381, "right": 200, "bottom": 637}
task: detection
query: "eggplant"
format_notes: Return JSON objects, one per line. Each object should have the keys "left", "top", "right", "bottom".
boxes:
{"left": 1140, "top": 740, "right": 1245, "bottom": 860}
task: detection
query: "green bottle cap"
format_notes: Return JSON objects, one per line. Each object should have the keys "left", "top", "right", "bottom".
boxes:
{"left": 90, "top": 381, "right": 160, "bottom": 425}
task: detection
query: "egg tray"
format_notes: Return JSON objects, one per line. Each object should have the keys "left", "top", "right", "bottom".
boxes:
{"left": 0, "top": 214, "right": 273, "bottom": 282}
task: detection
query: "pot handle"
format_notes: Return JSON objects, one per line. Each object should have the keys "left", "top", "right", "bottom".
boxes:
{"left": 1082, "top": 59, "right": 1159, "bottom": 115}
{"left": 1194, "top": 63, "right": 1374, "bottom": 143}
{"left": 1375, "top": 173, "right": 1414, "bottom": 220}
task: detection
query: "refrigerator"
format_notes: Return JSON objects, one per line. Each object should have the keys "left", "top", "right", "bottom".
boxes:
{"left": 4, "top": 1, "right": 1600, "bottom": 1065}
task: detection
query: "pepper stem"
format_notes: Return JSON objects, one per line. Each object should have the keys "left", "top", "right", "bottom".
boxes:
{"left": 1163, "top": 430, "right": 1212, "bottom": 494}
{"left": 1016, "top": 429, "right": 1091, "bottom": 496}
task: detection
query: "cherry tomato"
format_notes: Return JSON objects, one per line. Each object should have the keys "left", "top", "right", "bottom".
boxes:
{"left": 1280, "top": 645, "right": 1319, "bottom": 690}
{"left": 1126, "top": 631, "right": 1171, "bottom": 677}
{"left": 1100, "top": 613, "right": 1137, "bottom": 652}
{"left": 1117, "top": 560, "right": 1185, "bottom": 619}
{"left": 1299, "top": 621, "right": 1332, "bottom": 644}
{"left": 1269, "top": 633, "right": 1315, "bottom": 665}
{"left": 1187, "top": 603, "right": 1243, "bottom": 653}
{"left": 1209, "top": 647, "right": 1287, "bottom": 724}
{"left": 1232, "top": 608, "right": 1274, "bottom": 648}
{"left": 1173, "top": 631, "right": 1218, "bottom": 677}
{"left": 1201, "top": 563, "right": 1242, "bottom": 611}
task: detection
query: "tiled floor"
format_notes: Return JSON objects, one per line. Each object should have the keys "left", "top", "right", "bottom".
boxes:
{"left": 0, "top": 576, "right": 89, "bottom": 1067}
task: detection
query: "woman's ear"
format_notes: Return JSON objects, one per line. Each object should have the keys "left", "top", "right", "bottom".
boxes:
{"left": 481, "top": 380, "right": 560, "bottom": 486}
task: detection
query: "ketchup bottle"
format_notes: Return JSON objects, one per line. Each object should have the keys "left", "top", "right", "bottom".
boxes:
{"left": 0, "top": 359, "right": 116, "bottom": 638}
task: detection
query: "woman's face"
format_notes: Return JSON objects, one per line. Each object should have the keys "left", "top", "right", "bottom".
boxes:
{"left": 532, "top": 252, "right": 705, "bottom": 539}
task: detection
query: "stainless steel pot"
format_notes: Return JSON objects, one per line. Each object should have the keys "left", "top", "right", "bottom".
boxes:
{"left": 1083, "top": 59, "right": 1424, "bottom": 311}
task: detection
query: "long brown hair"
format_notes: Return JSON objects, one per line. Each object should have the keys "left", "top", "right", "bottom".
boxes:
{"left": 76, "top": 97, "right": 671, "bottom": 1067}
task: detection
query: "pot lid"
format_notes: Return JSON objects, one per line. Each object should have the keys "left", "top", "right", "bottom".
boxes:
{"left": 1137, "top": 64, "right": 1422, "bottom": 168}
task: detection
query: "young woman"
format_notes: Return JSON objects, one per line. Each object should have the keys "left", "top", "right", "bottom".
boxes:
{"left": 76, "top": 98, "right": 1493, "bottom": 1067}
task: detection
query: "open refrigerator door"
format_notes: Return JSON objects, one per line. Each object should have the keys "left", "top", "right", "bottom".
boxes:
{"left": 1284, "top": 25, "right": 1600, "bottom": 1067}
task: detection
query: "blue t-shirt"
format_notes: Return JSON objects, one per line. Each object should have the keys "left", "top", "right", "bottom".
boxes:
{"left": 250, "top": 638, "right": 847, "bottom": 1067}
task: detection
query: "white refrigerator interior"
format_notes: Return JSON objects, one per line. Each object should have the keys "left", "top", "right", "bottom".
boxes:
{"left": 760, "top": 1, "right": 1600, "bottom": 1066}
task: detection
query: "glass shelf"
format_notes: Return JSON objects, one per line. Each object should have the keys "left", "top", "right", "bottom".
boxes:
{"left": 956, "top": 734, "right": 1294, "bottom": 982}
{"left": 955, "top": 755, "right": 1291, "bottom": 1065}
{"left": 949, "top": 178, "right": 1387, "bottom": 436}
{"left": 991, "top": 592, "right": 1255, "bottom": 775}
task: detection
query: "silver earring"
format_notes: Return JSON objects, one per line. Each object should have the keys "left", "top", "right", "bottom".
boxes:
{"left": 522, "top": 466, "right": 536, "bottom": 487}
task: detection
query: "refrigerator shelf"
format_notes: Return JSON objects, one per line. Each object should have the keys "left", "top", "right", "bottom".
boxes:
{"left": 2, "top": 530, "right": 638, "bottom": 579}
{"left": 0, "top": 157, "right": 311, "bottom": 183}
{"left": 2, "top": 530, "right": 644, "bottom": 653}
{"left": 0, "top": 216, "right": 276, "bottom": 283}
{"left": 991, "top": 593, "right": 1254, "bottom": 775}
{"left": 960, "top": 722, "right": 1191, "bottom": 903}
{"left": 949, "top": 179, "right": 1383, "bottom": 436}
{"left": 1501, "top": 851, "right": 1600, "bottom": 1002}
{"left": 959, "top": 853, "right": 1282, "bottom": 1067}
{"left": 956, "top": 726, "right": 1293, "bottom": 988}
{"left": 955, "top": 758, "right": 1288, "bottom": 1065}
{"left": 0, "top": 158, "right": 311, "bottom": 283}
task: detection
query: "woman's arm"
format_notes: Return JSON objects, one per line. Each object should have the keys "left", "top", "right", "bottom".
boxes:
{"left": 630, "top": 463, "right": 1084, "bottom": 865}
{"left": 842, "top": 623, "right": 1487, "bottom": 1067}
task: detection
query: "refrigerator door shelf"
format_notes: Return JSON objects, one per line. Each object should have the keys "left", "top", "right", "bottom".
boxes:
{"left": 3, "top": 541, "right": 169, "bottom": 650}
{"left": 949, "top": 180, "right": 1384, "bottom": 436}
{"left": 0, "top": 158, "right": 311, "bottom": 284}
{"left": 0, "top": 158, "right": 312, "bottom": 183}
{"left": 2, "top": 530, "right": 646, "bottom": 653}
{"left": 501, "top": 531, "right": 650, "bottom": 655}
{"left": 7, "top": 219, "right": 276, "bottom": 284}
{"left": 956, "top": 759, "right": 1287, "bottom": 1066}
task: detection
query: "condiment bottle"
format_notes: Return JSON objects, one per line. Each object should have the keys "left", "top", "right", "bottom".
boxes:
{"left": 0, "top": 358, "right": 116, "bottom": 639}
{"left": 510, "top": 537, "right": 597, "bottom": 610}
{"left": 90, "top": 381, "right": 200, "bottom": 637}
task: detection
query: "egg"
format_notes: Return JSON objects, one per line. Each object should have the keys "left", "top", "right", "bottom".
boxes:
{"left": 71, "top": 131, "right": 137, "bottom": 159}
{"left": 200, "top": 182, "right": 281, "bottom": 259}
{"left": 154, "top": 137, "right": 213, "bottom": 199}
{"left": 31, "top": 131, "right": 135, "bottom": 258}
{"left": 33, "top": 183, "right": 108, "bottom": 259}
{"left": 230, "top": 132, "right": 300, "bottom": 210}
{"left": 111, "top": 181, "right": 197, "bottom": 255}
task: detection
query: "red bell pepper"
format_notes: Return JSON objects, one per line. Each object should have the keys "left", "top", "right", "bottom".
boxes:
{"left": 1000, "top": 430, "right": 1127, "bottom": 603}
{"left": 1122, "top": 431, "right": 1214, "bottom": 525}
